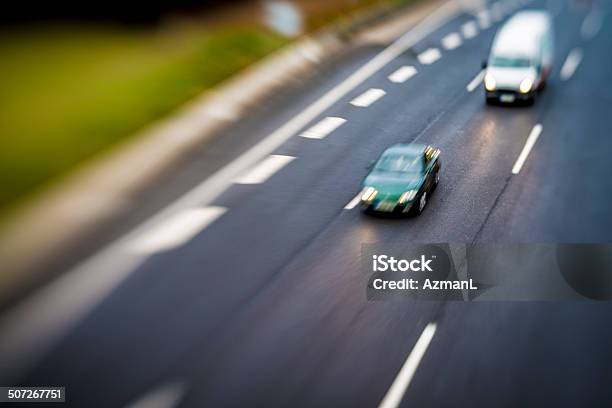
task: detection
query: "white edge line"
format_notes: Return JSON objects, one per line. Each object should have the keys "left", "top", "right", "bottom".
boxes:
{"left": 0, "top": 0, "right": 464, "bottom": 383}
{"left": 512, "top": 124, "right": 543, "bottom": 174}
{"left": 466, "top": 70, "right": 485, "bottom": 92}
{"left": 378, "top": 323, "right": 438, "bottom": 408}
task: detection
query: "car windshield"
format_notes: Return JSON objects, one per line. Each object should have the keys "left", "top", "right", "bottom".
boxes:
{"left": 491, "top": 56, "right": 531, "bottom": 68}
{"left": 374, "top": 153, "right": 423, "bottom": 174}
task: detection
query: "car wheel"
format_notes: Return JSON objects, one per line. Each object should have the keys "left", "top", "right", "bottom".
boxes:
{"left": 434, "top": 170, "right": 440, "bottom": 186}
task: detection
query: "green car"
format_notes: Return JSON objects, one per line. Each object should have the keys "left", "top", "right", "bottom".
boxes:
{"left": 360, "top": 143, "right": 441, "bottom": 215}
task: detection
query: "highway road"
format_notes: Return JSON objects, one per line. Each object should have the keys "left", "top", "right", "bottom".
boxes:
{"left": 1, "top": 0, "right": 612, "bottom": 406}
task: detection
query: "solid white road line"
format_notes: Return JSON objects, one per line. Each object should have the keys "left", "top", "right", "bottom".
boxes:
{"left": 417, "top": 48, "right": 441, "bottom": 65}
{"left": 512, "top": 124, "right": 543, "bottom": 174}
{"left": 344, "top": 193, "right": 362, "bottom": 210}
{"left": 560, "top": 48, "right": 582, "bottom": 81}
{"left": 378, "top": 323, "right": 438, "bottom": 408}
{"left": 350, "top": 88, "right": 386, "bottom": 107}
{"left": 126, "top": 207, "right": 227, "bottom": 254}
{"left": 234, "top": 154, "right": 296, "bottom": 184}
{"left": 388, "top": 66, "right": 418, "bottom": 83}
{"left": 0, "top": 0, "right": 465, "bottom": 383}
{"left": 466, "top": 70, "right": 485, "bottom": 92}
{"left": 441, "top": 32, "right": 462, "bottom": 50}
{"left": 461, "top": 21, "right": 478, "bottom": 39}
{"left": 300, "top": 117, "right": 347, "bottom": 139}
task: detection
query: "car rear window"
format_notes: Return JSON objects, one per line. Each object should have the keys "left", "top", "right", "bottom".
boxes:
{"left": 374, "top": 154, "right": 423, "bottom": 173}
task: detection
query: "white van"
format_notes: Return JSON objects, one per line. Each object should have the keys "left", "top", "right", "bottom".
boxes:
{"left": 483, "top": 10, "right": 554, "bottom": 105}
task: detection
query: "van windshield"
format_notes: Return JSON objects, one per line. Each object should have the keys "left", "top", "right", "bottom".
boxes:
{"left": 491, "top": 56, "right": 531, "bottom": 68}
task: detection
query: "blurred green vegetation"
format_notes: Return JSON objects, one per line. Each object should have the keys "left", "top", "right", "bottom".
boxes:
{"left": 0, "top": 0, "right": 419, "bottom": 217}
{"left": 0, "top": 24, "right": 288, "bottom": 214}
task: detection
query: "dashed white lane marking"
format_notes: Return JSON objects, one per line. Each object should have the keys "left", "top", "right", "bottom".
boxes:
{"left": 441, "top": 32, "right": 462, "bottom": 50}
{"left": 560, "top": 48, "right": 583, "bottom": 81}
{"left": 461, "top": 21, "right": 478, "bottom": 39}
{"left": 503, "top": 0, "right": 515, "bottom": 14}
{"left": 350, "top": 88, "right": 387, "bottom": 107}
{"left": 234, "top": 154, "right": 296, "bottom": 184}
{"left": 300, "top": 117, "right": 347, "bottom": 139}
{"left": 547, "top": 0, "right": 565, "bottom": 17}
{"left": 344, "top": 193, "right": 362, "bottom": 210}
{"left": 581, "top": 9, "right": 603, "bottom": 40}
{"left": 466, "top": 70, "right": 485, "bottom": 92}
{"left": 512, "top": 124, "right": 543, "bottom": 174}
{"left": 127, "top": 207, "right": 227, "bottom": 254}
{"left": 388, "top": 66, "right": 418, "bottom": 83}
{"left": 417, "top": 48, "right": 442, "bottom": 65}
{"left": 378, "top": 323, "right": 438, "bottom": 408}
{"left": 477, "top": 10, "right": 491, "bottom": 29}
{"left": 490, "top": 2, "right": 504, "bottom": 21}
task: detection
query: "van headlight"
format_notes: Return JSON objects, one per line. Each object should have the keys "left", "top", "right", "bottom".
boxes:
{"left": 399, "top": 190, "right": 418, "bottom": 204}
{"left": 361, "top": 187, "right": 378, "bottom": 202}
{"left": 519, "top": 77, "right": 533, "bottom": 93}
{"left": 484, "top": 73, "right": 496, "bottom": 91}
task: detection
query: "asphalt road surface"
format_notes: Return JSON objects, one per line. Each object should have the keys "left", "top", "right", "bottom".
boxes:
{"left": 1, "top": 0, "right": 612, "bottom": 406}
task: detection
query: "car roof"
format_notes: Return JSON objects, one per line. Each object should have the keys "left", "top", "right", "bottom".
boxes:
{"left": 492, "top": 10, "right": 551, "bottom": 57}
{"left": 381, "top": 143, "right": 426, "bottom": 156}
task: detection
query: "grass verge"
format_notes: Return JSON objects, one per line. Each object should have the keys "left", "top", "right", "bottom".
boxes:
{"left": 0, "top": 0, "right": 416, "bottom": 217}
